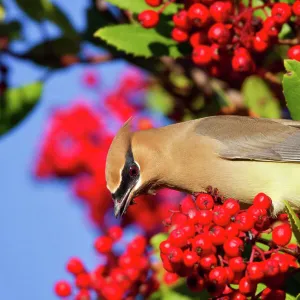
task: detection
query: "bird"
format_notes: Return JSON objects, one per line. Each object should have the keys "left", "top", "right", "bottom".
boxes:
{"left": 105, "top": 115, "right": 300, "bottom": 218}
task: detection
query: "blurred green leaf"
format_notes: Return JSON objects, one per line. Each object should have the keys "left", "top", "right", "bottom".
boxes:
{"left": 0, "top": 20, "right": 21, "bottom": 40}
{"left": 147, "top": 86, "right": 173, "bottom": 114}
{"left": 42, "top": 2, "right": 78, "bottom": 38}
{"left": 284, "top": 201, "right": 300, "bottom": 245}
{"left": 15, "top": 0, "right": 77, "bottom": 37}
{"left": 23, "top": 36, "right": 81, "bottom": 68}
{"left": 150, "top": 233, "right": 168, "bottom": 252}
{"left": 0, "top": 4, "right": 5, "bottom": 21}
{"left": 94, "top": 24, "right": 185, "bottom": 58}
{"left": 255, "top": 242, "right": 269, "bottom": 251}
{"left": 0, "top": 82, "right": 43, "bottom": 136}
{"left": 242, "top": 76, "right": 281, "bottom": 118}
{"left": 105, "top": 0, "right": 181, "bottom": 14}
{"left": 15, "top": 0, "right": 44, "bottom": 21}
{"left": 283, "top": 59, "right": 300, "bottom": 120}
{"left": 211, "top": 81, "right": 230, "bottom": 108}
{"left": 256, "top": 283, "right": 267, "bottom": 295}
{"left": 279, "top": 23, "right": 292, "bottom": 39}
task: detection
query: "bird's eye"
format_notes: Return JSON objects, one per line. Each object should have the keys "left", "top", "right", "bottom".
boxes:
{"left": 129, "top": 165, "right": 139, "bottom": 177}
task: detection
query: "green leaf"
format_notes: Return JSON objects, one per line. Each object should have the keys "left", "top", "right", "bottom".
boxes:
{"left": 147, "top": 86, "right": 174, "bottom": 114}
{"left": 0, "top": 4, "right": 5, "bottom": 21}
{"left": 284, "top": 200, "right": 300, "bottom": 245}
{"left": 255, "top": 242, "right": 269, "bottom": 251}
{"left": 94, "top": 24, "right": 186, "bottom": 58}
{"left": 296, "top": 293, "right": 300, "bottom": 300}
{"left": 0, "top": 82, "right": 43, "bottom": 136}
{"left": 23, "top": 36, "right": 81, "bottom": 68}
{"left": 0, "top": 20, "right": 22, "bottom": 41}
{"left": 15, "top": 0, "right": 45, "bottom": 21}
{"left": 283, "top": 59, "right": 300, "bottom": 120}
{"left": 211, "top": 81, "right": 231, "bottom": 108}
{"left": 256, "top": 283, "right": 267, "bottom": 295}
{"left": 42, "top": 2, "right": 78, "bottom": 38}
{"left": 242, "top": 76, "right": 281, "bottom": 118}
{"left": 105, "top": 0, "right": 181, "bottom": 14}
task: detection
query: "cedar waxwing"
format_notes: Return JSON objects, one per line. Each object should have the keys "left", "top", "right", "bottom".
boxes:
{"left": 105, "top": 115, "right": 300, "bottom": 218}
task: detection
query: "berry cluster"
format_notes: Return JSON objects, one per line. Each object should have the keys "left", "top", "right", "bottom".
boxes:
{"left": 54, "top": 226, "right": 159, "bottom": 299}
{"left": 34, "top": 69, "right": 181, "bottom": 231}
{"left": 159, "top": 193, "right": 299, "bottom": 298}
{"left": 139, "top": 0, "right": 300, "bottom": 77}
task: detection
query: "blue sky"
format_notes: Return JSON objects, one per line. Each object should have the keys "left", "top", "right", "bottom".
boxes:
{"left": 0, "top": 0, "right": 130, "bottom": 299}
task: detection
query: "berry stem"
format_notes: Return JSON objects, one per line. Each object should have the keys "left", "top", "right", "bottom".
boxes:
{"left": 158, "top": 0, "right": 175, "bottom": 14}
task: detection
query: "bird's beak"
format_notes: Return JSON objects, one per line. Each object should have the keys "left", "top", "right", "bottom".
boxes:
{"left": 113, "top": 189, "right": 134, "bottom": 218}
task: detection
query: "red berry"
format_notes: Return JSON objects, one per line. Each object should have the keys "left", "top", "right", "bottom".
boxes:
{"left": 192, "top": 234, "right": 213, "bottom": 255}
{"left": 229, "top": 257, "right": 246, "bottom": 273}
{"left": 127, "top": 235, "right": 146, "bottom": 255}
{"left": 292, "top": 1, "right": 300, "bottom": 16}
{"left": 208, "top": 23, "right": 231, "bottom": 45}
{"left": 188, "top": 4, "right": 210, "bottom": 28}
{"left": 210, "top": 44, "right": 221, "bottom": 61}
{"left": 163, "top": 272, "right": 179, "bottom": 285}
{"left": 208, "top": 267, "right": 228, "bottom": 285}
{"left": 199, "top": 254, "right": 217, "bottom": 270}
{"left": 223, "top": 198, "right": 240, "bottom": 216}
{"left": 272, "top": 223, "right": 292, "bottom": 246}
{"left": 235, "top": 212, "right": 255, "bottom": 232}
{"left": 145, "top": 0, "right": 162, "bottom": 7}
{"left": 263, "top": 17, "right": 281, "bottom": 37}
{"left": 253, "top": 30, "right": 269, "bottom": 53}
{"left": 169, "top": 228, "right": 188, "bottom": 248}
{"left": 94, "top": 236, "right": 113, "bottom": 254}
{"left": 171, "top": 28, "right": 189, "bottom": 43}
{"left": 180, "top": 196, "right": 196, "bottom": 213}
{"left": 264, "top": 259, "right": 280, "bottom": 277}
{"left": 186, "top": 274, "right": 205, "bottom": 292}
{"left": 66, "top": 257, "right": 85, "bottom": 275}
{"left": 246, "top": 262, "right": 264, "bottom": 281}
{"left": 225, "top": 223, "right": 240, "bottom": 238}
{"left": 54, "top": 281, "right": 72, "bottom": 297}
{"left": 160, "top": 240, "right": 172, "bottom": 254}
{"left": 182, "top": 223, "right": 196, "bottom": 239}
{"left": 225, "top": 266, "right": 234, "bottom": 283}
{"left": 168, "top": 247, "right": 183, "bottom": 263}
{"left": 108, "top": 226, "right": 123, "bottom": 241}
{"left": 247, "top": 205, "right": 267, "bottom": 221}
{"left": 232, "top": 50, "right": 253, "bottom": 72}
{"left": 138, "top": 10, "right": 159, "bottom": 28}
{"left": 210, "top": 1, "right": 232, "bottom": 23}
{"left": 75, "top": 289, "right": 90, "bottom": 300}
{"left": 239, "top": 276, "right": 257, "bottom": 295}
{"left": 173, "top": 10, "right": 191, "bottom": 30}
{"left": 183, "top": 249, "right": 198, "bottom": 267}
{"left": 196, "top": 193, "right": 214, "bottom": 210}
{"left": 223, "top": 237, "right": 244, "bottom": 257}
{"left": 209, "top": 225, "right": 226, "bottom": 245}
{"left": 198, "top": 209, "right": 213, "bottom": 225}
{"left": 192, "top": 45, "right": 212, "bottom": 65}
{"left": 261, "top": 288, "right": 286, "bottom": 300}
{"left": 271, "top": 254, "right": 289, "bottom": 273}
{"left": 213, "top": 206, "right": 231, "bottom": 227}
{"left": 189, "top": 31, "right": 207, "bottom": 48}
{"left": 253, "top": 193, "right": 272, "bottom": 210}
{"left": 75, "top": 273, "right": 91, "bottom": 289}
{"left": 271, "top": 3, "right": 292, "bottom": 25}
{"left": 172, "top": 212, "right": 188, "bottom": 226}
{"left": 288, "top": 45, "right": 300, "bottom": 61}
{"left": 231, "top": 292, "right": 247, "bottom": 300}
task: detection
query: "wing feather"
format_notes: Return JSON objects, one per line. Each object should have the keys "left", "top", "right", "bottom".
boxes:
{"left": 195, "top": 116, "right": 300, "bottom": 162}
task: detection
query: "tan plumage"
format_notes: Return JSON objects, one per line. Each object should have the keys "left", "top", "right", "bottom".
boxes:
{"left": 105, "top": 115, "right": 300, "bottom": 217}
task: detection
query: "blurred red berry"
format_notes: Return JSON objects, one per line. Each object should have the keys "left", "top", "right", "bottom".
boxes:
{"left": 54, "top": 281, "right": 72, "bottom": 297}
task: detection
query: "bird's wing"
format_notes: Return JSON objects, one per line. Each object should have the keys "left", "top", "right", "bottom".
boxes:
{"left": 195, "top": 115, "right": 300, "bottom": 162}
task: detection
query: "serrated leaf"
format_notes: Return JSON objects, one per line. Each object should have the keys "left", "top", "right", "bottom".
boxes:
{"left": 105, "top": 0, "right": 181, "bottom": 14}
{"left": 0, "top": 82, "right": 43, "bottom": 136}
{"left": 242, "top": 76, "right": 281, "bottom": 118}
{"left": 94, "top": 24, "right": 186, "bottom": 58}
{"left": 147, "top": 86, "right": 173, "bottom": 114}
{"left": 283, "top": 59, "right": 300, "bottom": 120}
{"left": 23, "top": 36, "right": 80, "bottom": 68}
{"left": 284, "top": 200, "right": 300, "bottom": 245}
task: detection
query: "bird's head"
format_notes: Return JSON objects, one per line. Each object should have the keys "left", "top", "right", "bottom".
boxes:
{"left": 105, "top": 118, "right": 143, "bottom": 218}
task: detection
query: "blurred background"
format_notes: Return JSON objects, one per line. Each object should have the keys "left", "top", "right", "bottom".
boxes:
{"left": 0, "top": 0, "right": 298, "bottom": 298}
